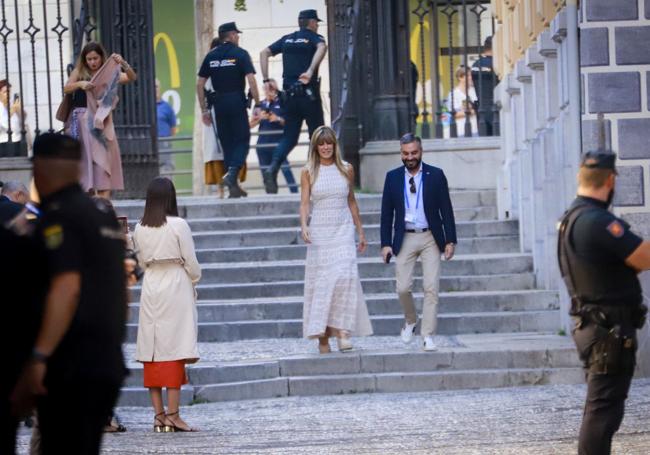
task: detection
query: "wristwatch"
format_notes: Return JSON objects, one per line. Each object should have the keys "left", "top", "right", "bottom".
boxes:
{"left": 263, "top": 79, "right": 270, "bottom": 83}
{"left": 30, "top": 348, "right": 49, "bottom": 363}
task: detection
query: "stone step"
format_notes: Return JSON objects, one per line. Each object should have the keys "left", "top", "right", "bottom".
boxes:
{"left": 191, "top": 226, "right": 516, "bottom": 250}
{"left": 185, "top": 213, "right": 517, "bottom": 233}
{"left": 128, "top": 290, "right": 559, "bottom": 322}
{"left": 125, "top": 309, "right": 559, "bottom": 342}
{"left": 196, "top": 254, "right": 532, "bottom": 284}
{"left": 116, "top": 333, "right": 581, "bottom": 406}
{"left": 129, "top": 272, "right": 537, "bottom": 302}
{"left": 114, "top": 191, "right": 498, "bottom": 220}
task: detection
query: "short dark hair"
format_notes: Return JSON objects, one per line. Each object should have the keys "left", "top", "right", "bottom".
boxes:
{"left": 32, "top": 133, "right": 82, "bottom": 161}
{"left": 141, "top": 177, "right": 179, "bottom": 227}
{"left": 298, "top": 18, "right": 310, "bottom": 29}
{"left": 399, "top": 132, "right": 422, "bottom": 147}
{"left": 210, "top": 37, "right": 220, "bottom": 49}
{"left": 218, "top": 30, "right": 237, "bottom": 43}
{"left": 483, "top": 36, "right": 492, "bottom": 51}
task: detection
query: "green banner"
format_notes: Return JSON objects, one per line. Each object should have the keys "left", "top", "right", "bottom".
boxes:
{"left": 153, "top": 0, "right": 196, "bottom": 191}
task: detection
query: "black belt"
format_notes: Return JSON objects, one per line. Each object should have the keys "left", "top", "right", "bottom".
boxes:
{"left": 405, "top": 228, "right": 429, "bottom": 233}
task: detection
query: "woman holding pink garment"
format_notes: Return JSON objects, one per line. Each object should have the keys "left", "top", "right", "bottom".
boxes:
{"left": 63, "top": 42, "right": 137, "bottom": 199}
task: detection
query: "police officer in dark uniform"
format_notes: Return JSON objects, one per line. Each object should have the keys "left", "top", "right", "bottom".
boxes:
{"left": 260, "top": 9, "right": 327, "bottom": 194}
{"left": 11, "top": 133, "right": 128, "bottom": 454}
{"left": 197, "top": 22, "right": 260, "bottom": 198}
{"left": 471, "top": 36, "right": 498, "bottom": 136}
{"left": 557, "top": 142, "right": 650, "bottom": 455}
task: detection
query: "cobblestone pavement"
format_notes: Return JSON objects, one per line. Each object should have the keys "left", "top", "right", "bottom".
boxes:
{"left": 120, "top": 333, "right": 573, "bottom": 366}
{"left": 17, "top": 379, "right": 650, "bottom": 454}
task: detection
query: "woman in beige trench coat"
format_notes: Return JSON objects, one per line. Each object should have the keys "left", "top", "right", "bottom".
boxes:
{"left": 133, "top": 177, "right": 201, "bottom": 432}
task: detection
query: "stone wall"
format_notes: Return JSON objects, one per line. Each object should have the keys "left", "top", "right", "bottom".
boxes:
{"left": 580, "top": 0, "right": 650, "bottom": 376}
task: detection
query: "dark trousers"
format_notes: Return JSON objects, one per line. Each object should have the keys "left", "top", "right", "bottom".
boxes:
{"left": 256, "top": 140, "right": 298, "bottom": 193}
{"left": 38, "top": 381, "right": 120, "bottom": 455}
{"left": 578, "top": 372, "right": 633, "bottom": 455}
{"left": 0, "top": 396, "right": 18, "bottom": 455}
{"left": 270, "top": 94, "right": 324, "bottom": 168}
{"left": 213, "top": 93, "right": 250, "bottom": 171}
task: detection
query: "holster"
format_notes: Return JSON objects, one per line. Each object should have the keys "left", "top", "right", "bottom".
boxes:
{"left": 572, "top": 321, "right": 636, "bottom": 375}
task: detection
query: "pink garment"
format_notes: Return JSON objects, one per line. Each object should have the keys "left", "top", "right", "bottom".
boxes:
{"left": 71, "top": 58, "right": 124, "bottom": 192}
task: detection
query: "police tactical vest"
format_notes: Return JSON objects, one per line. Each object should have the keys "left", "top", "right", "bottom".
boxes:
{"left": 557, "top": 201, "right": 642, "bottom": 307}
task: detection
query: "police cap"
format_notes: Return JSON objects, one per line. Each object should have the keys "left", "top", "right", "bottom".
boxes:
{"left": 580, "top": 151, "right": 617, "bottom": 172}
{"left": 298, "top": 9, "right": 322, "bottom": 22}
{"left": 218, "top": 22, "right": 242, "bottom": 34}
{"left": 32, "top": 133, "right": 81, "bottom": 161}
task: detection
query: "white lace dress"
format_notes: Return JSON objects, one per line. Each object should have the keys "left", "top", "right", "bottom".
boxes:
{"left": 302, "top": 163, "right": 373, "bottom": 339}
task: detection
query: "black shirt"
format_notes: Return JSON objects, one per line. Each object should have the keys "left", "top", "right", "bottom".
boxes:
{"left": 571, "top": 196, "right": 642, "bottom": 263}
{"left": 268, "top": 28, "right": 325, "bottom": 88}
{"left": 71, "top": 89, "right": 87, "bottom": 108}
{"left": 36, "top": 184, "right": 127, "bottom": 386}
{"left": 471, "top": 55, "right": 497, "bottom": 105}
{"left": 198, "top": 42, "right": 256, "bottom": 94}
{"left": 1, "top": 224, "right": 47, "bottom": 394}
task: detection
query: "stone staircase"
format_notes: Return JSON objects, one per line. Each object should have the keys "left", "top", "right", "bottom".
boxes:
{"left": 114, "top": 191, "right": 583, "bottom": 406}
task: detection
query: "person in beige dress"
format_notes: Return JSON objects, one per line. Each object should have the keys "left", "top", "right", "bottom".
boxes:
{"left": 300, "top": 126, "right": 373, "bottom": 353}
{"left": 133, "top": 177, "right": 201, "bottom": 432}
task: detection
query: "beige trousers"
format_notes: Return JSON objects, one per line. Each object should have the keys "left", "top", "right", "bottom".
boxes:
{"left": 395, "top": 231, "right": 441, "bottom": 336}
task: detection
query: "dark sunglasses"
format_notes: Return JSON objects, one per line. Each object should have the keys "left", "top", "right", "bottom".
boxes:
{"left": 409, "top": 177, "right": 416, "bottom": 193}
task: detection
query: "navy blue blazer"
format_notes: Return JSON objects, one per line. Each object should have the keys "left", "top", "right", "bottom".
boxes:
{"left": 380, "top": 163, "right": 457, "bottom": 255}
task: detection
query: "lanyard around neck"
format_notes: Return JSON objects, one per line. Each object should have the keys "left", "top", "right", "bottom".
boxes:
{"left": 404, "top": 173, "right": 423, "bottom": 211}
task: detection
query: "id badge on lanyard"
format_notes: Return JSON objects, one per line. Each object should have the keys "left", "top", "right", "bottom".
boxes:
{"left": 405, "top": 176, "right": 422, "bottom": 223}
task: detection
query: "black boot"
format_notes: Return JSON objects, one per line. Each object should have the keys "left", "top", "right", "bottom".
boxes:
{"left": 262, "top": 163, "right": 280, "bottom": 194}
{"left": 222, "top": 167, "right": 245, "bottom": 198}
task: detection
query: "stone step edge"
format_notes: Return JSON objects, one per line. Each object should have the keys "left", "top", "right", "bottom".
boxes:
{"left": 129, "top": 272, "right": 536, "bottom": 291}
{"left": 195, "top": 252, "right": 531, "bottom": 269}
{"left": 192, "top": 221, "right": 501, "bottom": 237}
{"left": 125, "top": 309, "right": 559, "bottom": 327}
{"left": 127, "top": 289, "right": 559, "bottom": 307}
{"left": 118, "top": 367, "right": 584, "bottom": 406}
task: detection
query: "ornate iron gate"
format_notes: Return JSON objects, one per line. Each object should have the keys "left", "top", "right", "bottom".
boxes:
{"left": 0, "top": 0, "right": 157, "bottom": 198}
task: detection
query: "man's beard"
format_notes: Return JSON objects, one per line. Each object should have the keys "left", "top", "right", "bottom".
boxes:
{"left": 402, "top": 158, "right": 421, "bottom": 170}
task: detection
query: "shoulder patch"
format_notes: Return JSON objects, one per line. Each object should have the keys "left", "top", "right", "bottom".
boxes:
{"left": 43, "top": 224, "right": 64, "bottom": 249}
{"left": 606, "top": 220, "right": 625, "bottom": 238}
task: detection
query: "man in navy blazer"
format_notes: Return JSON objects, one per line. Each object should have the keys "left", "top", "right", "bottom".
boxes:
{"left": 380, "top": 133, "right": 456, "bottom": 351}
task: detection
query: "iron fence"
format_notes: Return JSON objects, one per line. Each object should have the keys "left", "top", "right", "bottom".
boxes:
{"left": 410, "top": 0, "right": 499, "bottom": 138}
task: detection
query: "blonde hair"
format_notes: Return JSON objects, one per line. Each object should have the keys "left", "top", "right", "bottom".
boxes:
{"left": 306, "top": 126, "right": 348, "bottom": 185}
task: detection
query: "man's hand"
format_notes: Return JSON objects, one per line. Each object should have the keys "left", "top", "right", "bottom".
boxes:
{"left": 201, "top": 111, "right": 211, "bottom": 126}
{"left": 11, "top": 361, "right": 47, "bottom": 418}
{"left": 124, "top": 258, "right": 138, "bottom": 287}
{"left": 298, "top": 71, "right": 313, "bottom": 85}
{"left": 381, "top": 246, "right": 393, "bottom": 263}
{"left": 444, "top": 243, "right": 455, "bottom": 261}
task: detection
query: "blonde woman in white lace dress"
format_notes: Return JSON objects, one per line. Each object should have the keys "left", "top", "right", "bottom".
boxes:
{"left": 300, "top": 126, "right": 373, "bottom": 353}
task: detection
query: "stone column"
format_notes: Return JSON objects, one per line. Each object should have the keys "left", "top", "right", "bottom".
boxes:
{"left": 368, "top": 0, "right": 412, "bottom": 140}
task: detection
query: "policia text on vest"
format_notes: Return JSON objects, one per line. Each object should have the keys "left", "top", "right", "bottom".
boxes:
{"left": 557, "top": 149, "right": 650, "bottom": 455}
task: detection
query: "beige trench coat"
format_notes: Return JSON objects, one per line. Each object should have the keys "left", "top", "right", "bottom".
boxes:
{"left": 133, "top": 216, "right": 201, "bottom": 363}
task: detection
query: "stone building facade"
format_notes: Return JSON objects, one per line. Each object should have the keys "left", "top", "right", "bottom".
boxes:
{"left": 494, "top": 0, "right": 650, "bottom": 374}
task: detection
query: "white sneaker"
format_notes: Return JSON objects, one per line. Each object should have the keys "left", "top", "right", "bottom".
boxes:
{"left": 400, "top": 320, "right": 418, "bottom": 343}
{"left": 423, "top": 336, "right": 438, "bottom": 352}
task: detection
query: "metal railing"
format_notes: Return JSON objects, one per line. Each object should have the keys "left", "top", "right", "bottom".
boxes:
{"left": 159, "top": 129, "right": 309, "bottom": 195}
{"left": 411, "top": 0, "right": 499, "bottom": 138}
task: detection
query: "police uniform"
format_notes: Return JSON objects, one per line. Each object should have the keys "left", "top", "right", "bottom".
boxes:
{"left": 29, "top": 135, "right": 127, "bottom": 454}
{"left": 198, "top": 22, "right": 255, "bottom": 197}
{"left": 557, "top": 151, "right": 647, "bottom": 455}
{"left": 471, "top": 50, "right": 498, "bottom": 136}
{"left": 263, "top": 9, "right": 326, "bottom": 193}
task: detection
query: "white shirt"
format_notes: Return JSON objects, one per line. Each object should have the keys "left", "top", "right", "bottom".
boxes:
{"left": 404, "top": 164, "right": 428, "bottom": 230}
